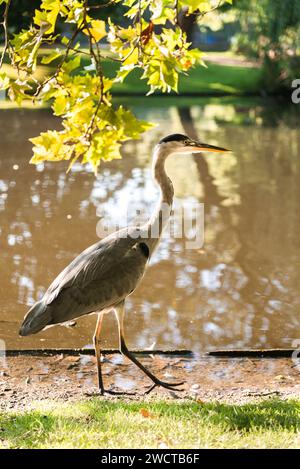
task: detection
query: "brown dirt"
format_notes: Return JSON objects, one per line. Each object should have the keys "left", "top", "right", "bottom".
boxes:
{"left": 1, "top": 354, "right": 299, "bottom": 411}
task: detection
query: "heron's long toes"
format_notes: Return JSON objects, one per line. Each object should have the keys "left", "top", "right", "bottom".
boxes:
{"left": 145, "top": 380, "right": 185, "bottom": 394}
{"left": 161, "top": 383, "right": 185, "bottom": 392}
{"left": 165, "top": 381, "right": 185, "bottom": 387}
{"left": 158, "top": 380, "right": 185, "bottom": 389}
{"left": 144, "top": 383, "right": 157, "bottom": 395}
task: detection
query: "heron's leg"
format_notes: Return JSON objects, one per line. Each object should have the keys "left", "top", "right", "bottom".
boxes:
{"left": 114, "top": 301, "right": 184, "bottom": 394}
{"left": 93, "top": 313, "right": 105, "bottom": 395}
{"left": 92, "top": 312, "right": 137, "bottom": 397}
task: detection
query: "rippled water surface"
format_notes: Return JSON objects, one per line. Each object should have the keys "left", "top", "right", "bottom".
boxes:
{"left": 1, "top": 98, "right": 300, "bottom": 351}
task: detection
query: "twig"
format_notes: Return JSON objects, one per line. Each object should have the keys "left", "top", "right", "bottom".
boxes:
{"left": 67, "top": 46, "right": 90, "bottom": 56}
{"left": 82, "top": 0, "right": 106, "bottom": 143}
{"left": 34, "top": 25, "right": 83, "bottom": 98}
{"left": 61, "top": 42, "right": 132, "bottom": 63}
{"left": 175, "top": 0, "right": 179, "bottom": 25}
{"left": 0, "top": 0, "right": 11, "bottom": 70}
{"left": 87, "top": 0, "right": 116, "bottom": 9}
{"left": 137, "top": 0, "right": 143, "bottom": 59}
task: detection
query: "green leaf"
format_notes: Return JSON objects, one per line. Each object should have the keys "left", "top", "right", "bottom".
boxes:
{"left": 61, "top": 36, "right": 69, "bottom": 46}
{"left": 53, "top": 95, "right": 68, "bottom": 116}
{"left": 27, "top": 37, "right": 43, "bottom": 70}
{"left": 3, "top": 0, "right": 233, "bottom": 176}
{"left": 61, "top": 55, "right": 81, "bottom": 73}
{"left": 8, "top": 81, "right": 32, "bottom": 106}
{"left": 41, "top": 50, "right": 61, "bottom": 64}
{"left": 115, "top": 106, "right": 155, "bottom": 138}
{"left": 29, "top": 130, "right": 73, "bottom": 163}
{"left": 0, "top": 73, "right": 10, "bottom": 90}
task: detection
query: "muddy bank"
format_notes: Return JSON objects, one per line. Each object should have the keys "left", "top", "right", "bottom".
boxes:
{"left": 1, "top": 354, "right": 300, "bottom": 410}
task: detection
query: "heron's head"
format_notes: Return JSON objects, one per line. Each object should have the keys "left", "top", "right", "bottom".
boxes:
{"left": 157, "top": 133, "right": 230, "bottom": 155}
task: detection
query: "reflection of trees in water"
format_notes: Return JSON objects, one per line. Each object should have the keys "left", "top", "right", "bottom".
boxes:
{"left": 174, "top": 106, "right": 300, "bottom": 350}
{"left": 1, "top": 106, "right": 300, "bottom": 351}
{"left": 127, "top": 104, "right": 300, "bottom": 352}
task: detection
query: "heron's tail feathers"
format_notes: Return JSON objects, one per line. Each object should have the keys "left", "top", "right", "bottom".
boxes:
{"left": 19, "top": 300, "right": 52, "bottom": 336}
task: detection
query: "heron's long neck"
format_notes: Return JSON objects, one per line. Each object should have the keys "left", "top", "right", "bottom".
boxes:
{"left": 143, "top": 146, "right": 174, "bottom": 252}
{"left": 153, "top": 146, "right": 174, "bottom": 206}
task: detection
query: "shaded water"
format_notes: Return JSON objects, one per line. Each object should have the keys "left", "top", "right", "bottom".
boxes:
{"left": 1, "top": 98, "right": 300, "bottom": 351}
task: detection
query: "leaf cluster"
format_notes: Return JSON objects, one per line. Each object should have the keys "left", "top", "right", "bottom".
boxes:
{"left": 0, "top": 0, "right": 231, "bottom": 172}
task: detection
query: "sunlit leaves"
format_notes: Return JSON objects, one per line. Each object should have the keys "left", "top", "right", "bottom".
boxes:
{"left": 61, "top": 55, "right": 81, "bottom": 73}
{"left": 142, "top": 28, "right": 203, "bottom": 93}
{"left": 10, "top": 30, "right": 40, "bottom": 72}
{"left": 30, "top": 101, "right": 154, "bottom": 174}
{"left": 61, "top": 0, "right": 85, "bottom": 23}
{"left": 0, "top": 73, "right": 10, "bottom": 90}
{"left": 108, "top": 12, "right": 206, "bottom": 94}
{"left": 29, "top": 130, "right": 73, "bottom": 162}
{"left": 179, "top": 0, "right": 230, "bottom": 14}
{"left": 8, "top": 80, "right": 32, "bottom": 105}
{"left": 183, "top": 0, "right": 212, "bottom": 14}
{"left": 0, "top": 0, "right": 231, "bottom": 173}
{"left": 61, "top": 36, "right": 70, "bottom": 46}
{"left": 34, "top": 0, "right": 61, "bottom": 34}
{"left": 28, "top": 65, "right": 153, "bottom": 173}
{"left": 52, "top": 94, "right": 68, "bottom": 116}
{"left": 115, "top": 106, "right": 154, "bottom": 139}
{"left": 150, "top": 1, "right": 176, "bottom": 25}
{"left": 41, "top": 49, "right": 61, "bottom": 64}
{"left": 81, "top": 106, "right": 153, "bottom": 172}
{"left": 83, "top": 19, "right": 107, "bottom": 42}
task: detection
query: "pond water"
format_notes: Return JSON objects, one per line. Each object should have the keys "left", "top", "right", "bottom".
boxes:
{"left": 1, "top": 97, "right": 300, "bottom": 352}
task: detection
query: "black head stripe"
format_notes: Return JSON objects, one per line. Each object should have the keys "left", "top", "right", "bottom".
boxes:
{"left": 159, "top": 134, "right": 189, "bottom": 144}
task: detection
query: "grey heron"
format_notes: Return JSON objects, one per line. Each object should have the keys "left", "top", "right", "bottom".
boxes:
{"left": 19, "top": 134, "right": 229, "bottom": 395}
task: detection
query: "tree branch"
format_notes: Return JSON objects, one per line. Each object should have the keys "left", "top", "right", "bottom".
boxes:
{"left": 82, "top": 0, "right": 107, "bottom": 143}
{"left": 34, "top": 25, "right": 83, "bottom": 98}
{"left": 0, "top": 0, "right": 11, "bottom": 70}
{"left": 87, "top": 0, "right": 116, "bottom": 10}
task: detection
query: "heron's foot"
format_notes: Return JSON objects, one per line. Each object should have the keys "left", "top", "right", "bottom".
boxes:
{"left": 145, "top": 379, "right": 185, "bottom": 395}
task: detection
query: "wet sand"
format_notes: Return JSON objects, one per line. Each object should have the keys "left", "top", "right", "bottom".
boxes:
{"left": 1, "top": 354, "right": 299, "bottom": 410}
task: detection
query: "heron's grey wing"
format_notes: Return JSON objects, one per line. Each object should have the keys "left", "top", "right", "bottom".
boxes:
{"left": 44, "top": 239, "right": 112, "bottom": 305}
{"left": 43, "top": 229, "right": 149, "bottom": 323}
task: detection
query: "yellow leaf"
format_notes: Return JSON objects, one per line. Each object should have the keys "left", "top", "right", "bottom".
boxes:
{"left": 83, "top": 20, "right": 107, "bottom": 42}
{"left": 123, "top": 48, "right": 139, "bottom": 66}
{"left": 0, "top": 73, "right": 10, "bottom": 90}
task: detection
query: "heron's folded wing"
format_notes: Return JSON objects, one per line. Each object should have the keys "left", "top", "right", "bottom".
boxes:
{"left": 44, "top": 230, "right": 146, "bottom": 306}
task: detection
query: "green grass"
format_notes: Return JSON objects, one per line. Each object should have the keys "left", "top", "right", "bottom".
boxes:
{"left": 102, "top": 59, "right": 263, "bottom": 95}
{"left": 0, "top": 399, "right": 299, "bottom": 448}
{"left": 1, "top": 49, "right": 263, "bottom": 97}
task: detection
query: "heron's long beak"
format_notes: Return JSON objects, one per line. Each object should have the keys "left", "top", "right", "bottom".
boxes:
{"left": 190, "top": 142, "right": 230, "bottom": 153}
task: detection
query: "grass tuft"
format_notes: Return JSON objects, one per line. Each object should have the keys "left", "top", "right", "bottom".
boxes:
{"left": 0, "top": 398, "right": 299, "bottom": 448}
